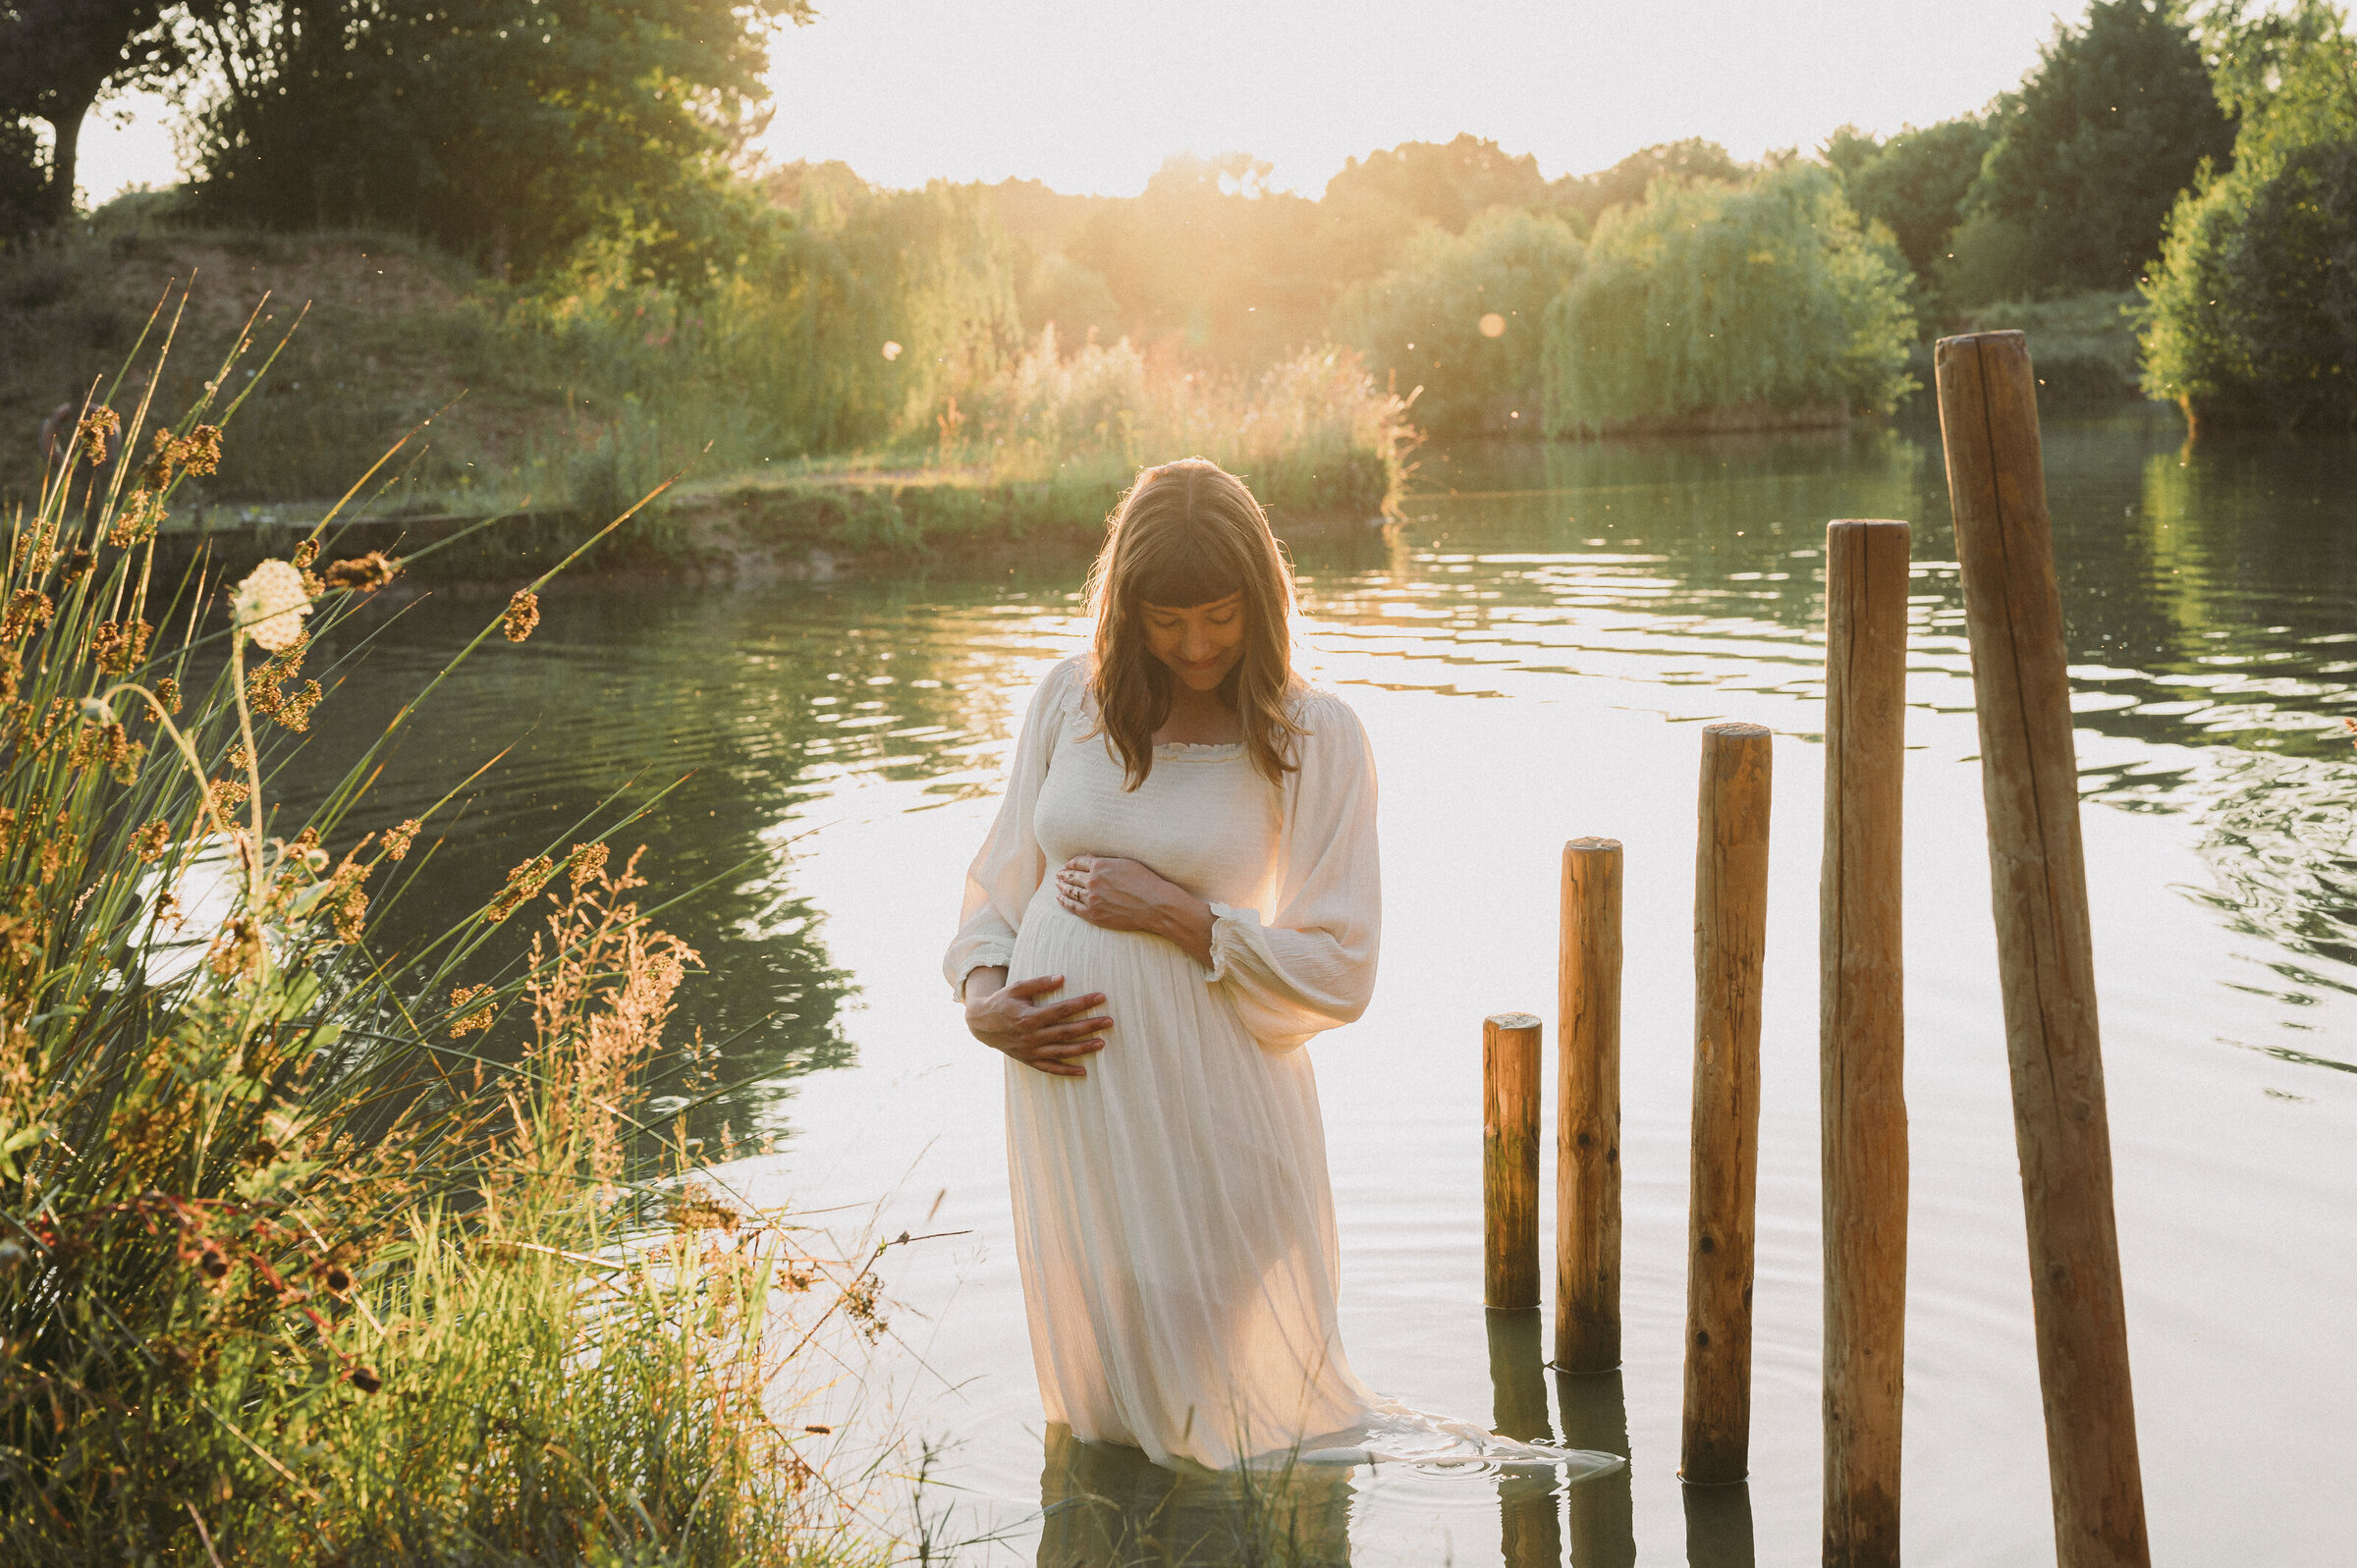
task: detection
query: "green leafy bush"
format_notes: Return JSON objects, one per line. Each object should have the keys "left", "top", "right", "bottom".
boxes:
{"left": 2139, "top": 2, "right": 2357, "bottom": 428}
{"left": 1541, "top": 166, "right": 1916, "bottom": 436}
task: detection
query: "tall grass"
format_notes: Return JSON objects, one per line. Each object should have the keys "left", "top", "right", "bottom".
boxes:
{"left": 958, "top": 327, "right": 1415, "bottom": 522}
{"left": 0, "top": 300, "right": 890, "bottom": 1564}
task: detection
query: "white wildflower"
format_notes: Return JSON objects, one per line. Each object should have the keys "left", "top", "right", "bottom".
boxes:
{"left": 230, "top": 560, "right": 310, "bottom": 652}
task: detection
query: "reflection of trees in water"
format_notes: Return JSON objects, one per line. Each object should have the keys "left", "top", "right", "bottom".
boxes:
{"left": 2174, "top": 750, "right": 2357, "bottom": 1014}
{"left": 281, "top": 574, "right": 1080, "bottom": 1135}
{"left": 1351, "top": 428, "right": 1929, "bottom": 640}
{"left": 1372, "top": 422, "right": 2357, "bottom": 1028}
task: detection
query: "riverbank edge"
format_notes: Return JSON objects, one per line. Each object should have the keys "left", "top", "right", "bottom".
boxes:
{"left": 152, "top": 463, "right": 1400, "bottom": 586}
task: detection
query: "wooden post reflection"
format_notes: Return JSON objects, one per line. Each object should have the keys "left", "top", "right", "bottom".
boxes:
{"left": 1682, "top": 1480, "right": 1758, "bottom": 1568}
{"left": 1486, "top": 1309, "right": 1562, "bottom": 1568}
{"left": 1555, "top": 1368, "right": 1637, "bottom": 1568}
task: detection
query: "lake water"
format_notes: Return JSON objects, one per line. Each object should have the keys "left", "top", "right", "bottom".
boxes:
{"left": 304, "top": 410, "right": 2357, "bottom": 1566}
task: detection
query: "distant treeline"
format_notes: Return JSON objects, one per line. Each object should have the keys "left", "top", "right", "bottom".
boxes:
{"left": 6, "top": 0, "right": 2356, "bottom": 439}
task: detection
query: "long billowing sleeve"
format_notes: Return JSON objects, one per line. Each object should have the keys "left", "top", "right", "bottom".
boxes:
{"left": 943, "top": 657, "right": 1082, "bottom": 1001}
{"left": 1203, "top": 691, "right": 1381, "bottom": 1053}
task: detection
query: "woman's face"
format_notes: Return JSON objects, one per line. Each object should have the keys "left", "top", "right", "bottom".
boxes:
{"left": 1140, "top": 592, "right": 1245, "bottom": 693}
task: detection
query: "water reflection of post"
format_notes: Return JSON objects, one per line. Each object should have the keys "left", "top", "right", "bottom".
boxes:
{"left": 1681, "top": 1480, "right": 1758, "bottom": 1568}
{"left": 1485, "top": 1309, "right": 1562, "bottom": 1568}
{"left": 1554, "top": 1368, "right": 1637, "bottom": 1568}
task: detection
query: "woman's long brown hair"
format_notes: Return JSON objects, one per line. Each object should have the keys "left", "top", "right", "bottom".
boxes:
{"left": 1085, "top": 459, "right": 1304, "bottom": 789}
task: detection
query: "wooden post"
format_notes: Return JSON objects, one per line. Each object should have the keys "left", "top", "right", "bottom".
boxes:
{"left": 1934, "top": 332, "right": 2150, "bottom": 1568}
{"left": 1682, "top": 722, "right": 1771, "bottom": 1486}
{"left": 1821, "top": 519, "right": 1912, "bottom": 1567}
{"left": 1484, "top": 1012, "right": 1543, "bottom": 1310}
{"left": 1558, "top": 837, "right": 1624, "bottom": 1373}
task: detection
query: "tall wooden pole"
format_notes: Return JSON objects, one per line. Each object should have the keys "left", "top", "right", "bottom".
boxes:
{"left": 1558, "top": 837, "right": 1624, "bottom": 1372}
{"left": 1934, "top": 330, "right": 2150, "bottom": 1568}
{"left": 1484, "top": 1012, "right": 1544, "bottom": 1311}
{"left": 1682, "top": 722, "right": 1772, "bottom": 1485}
{"left": 1821, "top": 519, "right": 1912, "bottom": 1567}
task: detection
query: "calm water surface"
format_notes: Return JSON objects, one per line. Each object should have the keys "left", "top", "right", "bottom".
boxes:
{"left": 302, "top": 411, "right": 2357, "bottom": 1566}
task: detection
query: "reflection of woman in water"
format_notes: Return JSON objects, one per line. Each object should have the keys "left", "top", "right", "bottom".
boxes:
{"left": 947, "top": 460, "right": 1623, "bottom": 1481}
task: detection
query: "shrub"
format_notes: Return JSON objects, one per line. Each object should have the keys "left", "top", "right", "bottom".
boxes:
{"left": 1541, "top": 166, "right": 1916, "bottom": 435}
{"left": 963, "top": 330, "right": 1415, "bottom": 522}
{"left": 2138, "top": 2, "right": 2357, "bottom": 428}
{"left": 0, "top": 317, "right": 888, "bottom": 1564}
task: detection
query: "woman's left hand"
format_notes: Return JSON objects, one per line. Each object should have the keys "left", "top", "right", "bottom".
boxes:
{"left": 1056, "top": 855, "right": 1215, "bottom": 964}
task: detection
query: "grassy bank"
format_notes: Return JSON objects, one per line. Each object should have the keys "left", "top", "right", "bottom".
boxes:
{"left": 4, "top": 226, "right": 1412, "bottom": 585}
{"left": 0, "top": 333, "right": 899, "bottom": 1562}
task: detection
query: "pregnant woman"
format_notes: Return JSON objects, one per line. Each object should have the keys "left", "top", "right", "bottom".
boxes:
{"left": 947, "top": 460, "right": 1620, "bottom": 1475}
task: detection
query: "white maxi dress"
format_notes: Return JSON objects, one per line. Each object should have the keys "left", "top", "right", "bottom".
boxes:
{"left": 946, "top": 656, "right": 1618, "bottom": 1476}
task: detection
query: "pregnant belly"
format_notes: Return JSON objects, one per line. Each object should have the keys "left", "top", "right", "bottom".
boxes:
{"left": 1006, "top": 887, "right": 1235, "bottom": 1059}
{"left": 1009, "top": 889, "right": 1192, "bottom": 997}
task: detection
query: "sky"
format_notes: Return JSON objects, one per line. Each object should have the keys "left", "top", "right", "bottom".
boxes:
{"left": 79, "top": 0, "right": 2080, "bottom": 204}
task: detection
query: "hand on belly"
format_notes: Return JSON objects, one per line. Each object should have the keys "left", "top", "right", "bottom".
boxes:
{"left": 964, "top": 972, "right": 1111, "bottom": 1079}
{"left": 1055, "top": 855, "right": 1216, "bottom": 967}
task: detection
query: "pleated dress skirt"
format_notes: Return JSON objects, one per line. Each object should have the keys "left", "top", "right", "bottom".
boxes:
{"left": 1004, "top": 881, "right": 1374, "bottom": 1471}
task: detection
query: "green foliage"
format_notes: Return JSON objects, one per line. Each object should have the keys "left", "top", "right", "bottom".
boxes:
{"left": 1954, "top": 290, "right": 2147, "bottom": 402}
{"left": 1342, "top": 208, "right": 1584, "bottom": 433}
{"left": 1541, "top": 166, "right": 1916, "bottom": 435}
{"left": 1836, "top": 116, "right": 2000, "bottom": 282}
{"left": 1067, "top": 154, "right": 1331, "bottom": 370}
{"left": 961, "top": 330, "right": 1413, "bottom": 522}
{"left": 0, "top": 0, "right": 189, "bottom": 230}
{"left": 1319, "top": 134, "right": 1553, "bottom": 283}
{"left": 184, "top": 0, "right": 811, "bottom": 286}
{"left": 1970, "top": 0, "right": 2234, "bottom": 293}
{"left": 0, "top": 327, "right": 886, "bottom": 1563}
{"left": 1547, "top": 138, "right": 1746, "bottom": 226}
{"left": 2138, "top": 2, "right": 2357, "bottom": 426}
{"left": 0, "top": 116, "right": 50, "bottom": 243}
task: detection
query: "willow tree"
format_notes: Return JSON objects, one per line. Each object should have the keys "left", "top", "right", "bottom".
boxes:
{"left": 1541, "top": 165, "right": 1916, "bottom": 436}
{"left": 1342, "top": 207, "right": 1584, "bottom": 434}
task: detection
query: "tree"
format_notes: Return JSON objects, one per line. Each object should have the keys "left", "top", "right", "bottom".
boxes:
{"left": 0, "top": 0, "right": 194, "bottom": 226}
{"left": 1340, "top": 207, "right": 1582, "bottom": 433}
{"left": 183, "top": 0, "right": 810, "bottom": 284}
{"left": 1834, "top": 116, "right": 2000, "bottom": 281}
{"left": 1548, "top": 138, "right": 1746, "bottom": 225}
{"left": 1319, "top": 134, "right": 1551, "bottom": 282}
{"left": 1542, "top": 165, "right": 1916, "bottom": 434}
{"left": 2139, "top": 1, "right": 2357, "bottom": 426}
{"left": 1066, "top": 152, "right": 1328, "bottom": 367}
{"left": 1970, "top": 0, "right": 2234, "bottom": 292}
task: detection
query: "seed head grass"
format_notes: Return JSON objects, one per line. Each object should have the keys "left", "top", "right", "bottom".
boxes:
{"left": 0, "top": 298, "right": 896, "bottom": 1566}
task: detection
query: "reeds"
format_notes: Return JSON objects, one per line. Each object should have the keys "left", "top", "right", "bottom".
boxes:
{"left": 0, "top": 297, "right": 888, "bottom": 1565}
{"left": 961, "top": 327, "right": 1416, "bottom": 522}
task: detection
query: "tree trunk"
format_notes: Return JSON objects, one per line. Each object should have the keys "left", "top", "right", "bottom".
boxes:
{"left": 42, "top": 87, "right": 98, "bottom": 224}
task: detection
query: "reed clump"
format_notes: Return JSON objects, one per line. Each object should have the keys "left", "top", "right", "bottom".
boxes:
{"left": 0, "top": 301, "right": 890, "bottom": 1566}
{"left": 960, "top": 327, "right": 1415, "bottom": 521}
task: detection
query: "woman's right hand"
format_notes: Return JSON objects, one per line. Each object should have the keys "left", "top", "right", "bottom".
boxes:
{"left": 962, "top": 972, "right": 1111, "bottom": 1078}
